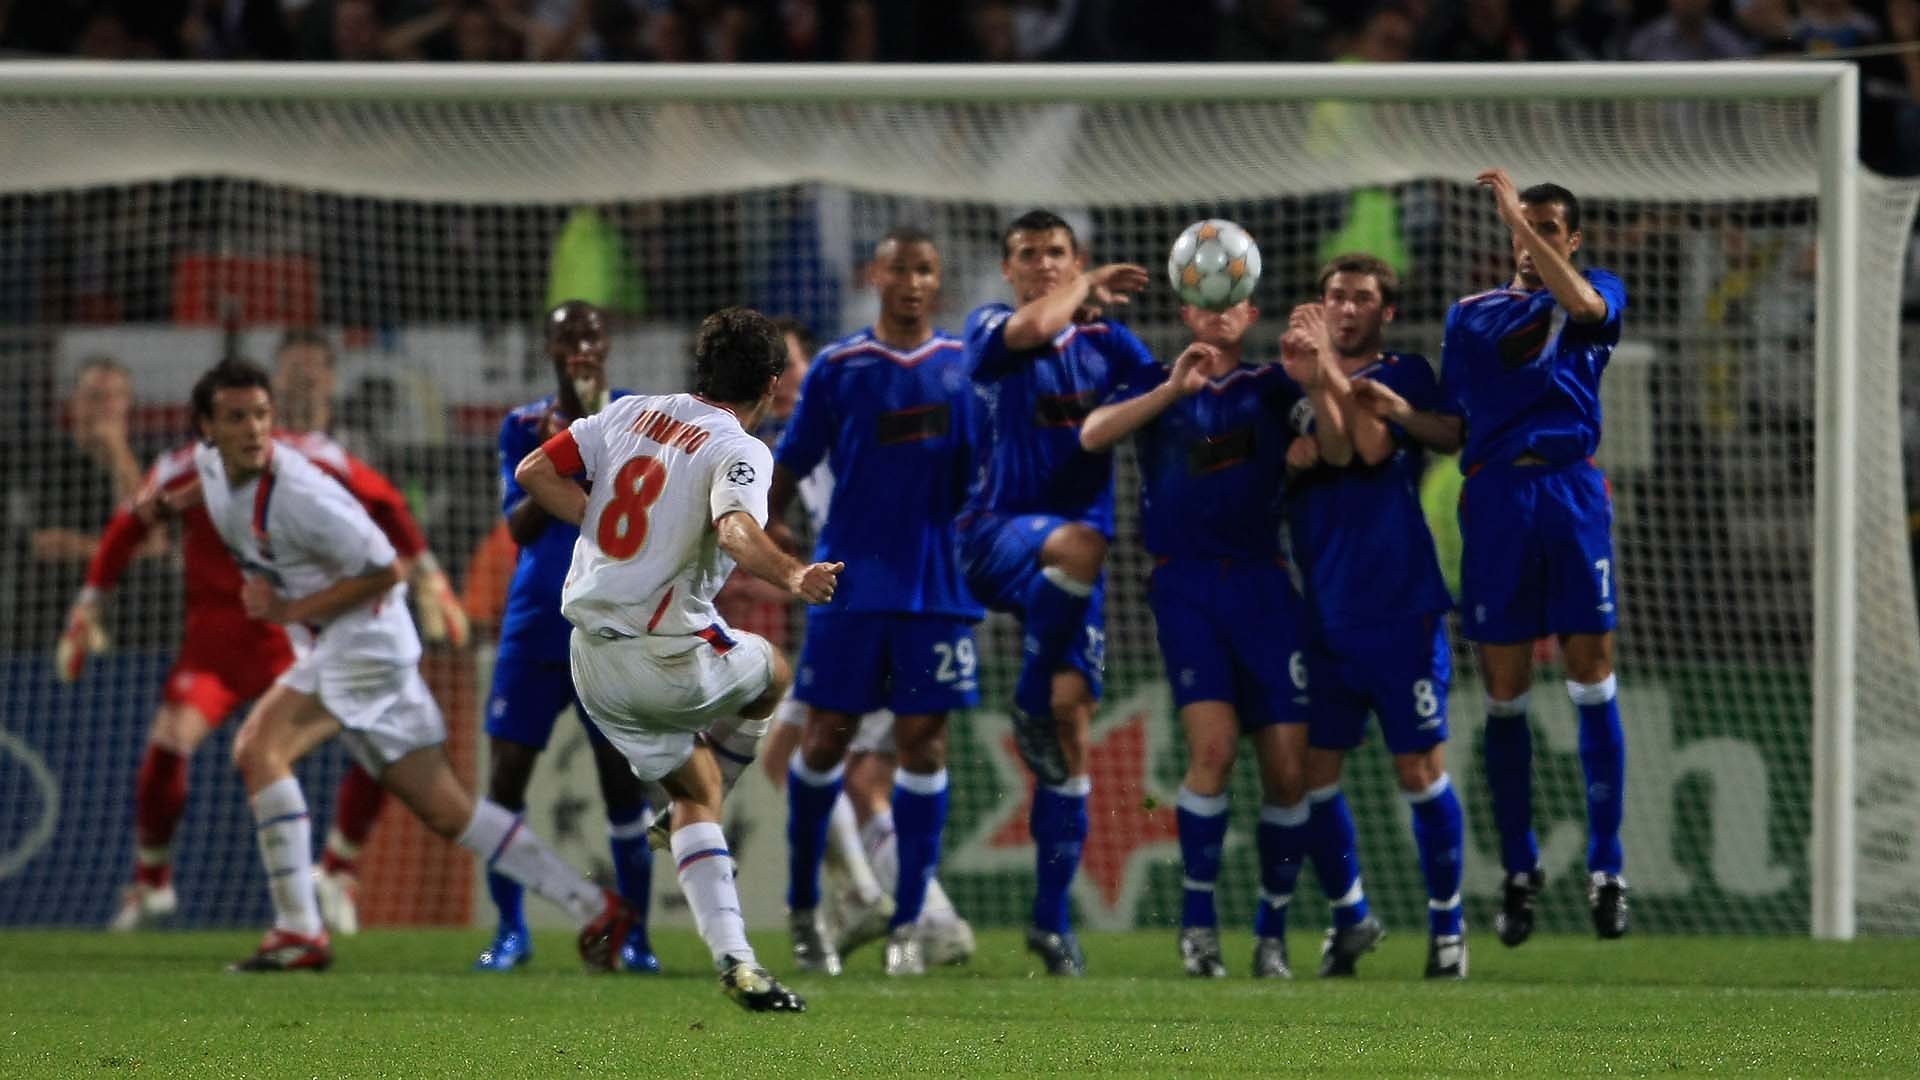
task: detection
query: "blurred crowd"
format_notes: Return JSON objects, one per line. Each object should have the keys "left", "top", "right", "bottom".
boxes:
{"left": 3, "top": 1, "right": 1917, "bottom": 170}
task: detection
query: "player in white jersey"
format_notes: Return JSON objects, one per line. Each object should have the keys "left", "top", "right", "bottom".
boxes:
{"left": 515, "top": 307, "right": 837, "bottom": 1013}
{"left": 190, "top": 359, "right": 632, "bottom": 974}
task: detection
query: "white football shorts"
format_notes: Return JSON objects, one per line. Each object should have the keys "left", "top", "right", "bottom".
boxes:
{"left": 569, "top": 625, "right": 775, "bottom": 782}
{"left": 280, "top": 650, "right": 446, "bottom": 774}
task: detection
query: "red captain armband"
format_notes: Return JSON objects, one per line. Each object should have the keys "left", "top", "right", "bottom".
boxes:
{"left": 540, "top": 429, "right": 584, "bottom": 476}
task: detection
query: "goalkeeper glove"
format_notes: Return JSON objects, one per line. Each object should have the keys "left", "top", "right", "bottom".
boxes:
{"left": 55, "top": 594, "right": 109, "bottom": 683}
{"left": 412, "top": 552, "right": 470, "bottom": 649}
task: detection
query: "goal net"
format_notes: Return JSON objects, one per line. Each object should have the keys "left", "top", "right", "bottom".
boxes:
{"left": 0, "top": 64, "right": 1912, "bottom": 939}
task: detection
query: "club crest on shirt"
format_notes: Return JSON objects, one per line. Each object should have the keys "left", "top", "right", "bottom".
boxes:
{"left": 725, "top": 461, "right": 757, "bottom": 486}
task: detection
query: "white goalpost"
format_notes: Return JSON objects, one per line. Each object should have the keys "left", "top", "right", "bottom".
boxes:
{"left": 0, "top": 61, "right": 1909, "bottom": 940}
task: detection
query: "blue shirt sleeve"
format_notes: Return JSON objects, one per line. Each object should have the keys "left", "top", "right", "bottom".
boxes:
{"left": 498, "top": 412, "right": 537, "bottom": 519}
{"left": 1099, "top": 322, "right": 1163, "bottom": 397}
{"left": 964, "top": 303, "right": 1026, "bottom": 382}
{"left": 773, "top": 353, "right": 835, "bottom": 477}
{"left": 1583, "top": 268, "right": 1628, "bottom": 338}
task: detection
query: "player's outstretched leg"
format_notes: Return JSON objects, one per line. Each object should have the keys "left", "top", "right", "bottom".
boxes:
{"left": 228, "top": 689, "right": 336, "bottom": 973}
{"left": 1482, "top": 682, "right": 1543, "bottom": 947}
{"left": 314, "top": 762, "right": 385, "bottom": 937}
{"left": 1305, "top": 784, "right": 1383, "bottom": 977}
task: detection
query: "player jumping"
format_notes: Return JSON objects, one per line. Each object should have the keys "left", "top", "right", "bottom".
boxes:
{"left": 1079, "top": 299, "right": 1343, "bottom": 978}
{"left": 1288, "top": 254, "right": 1469, "bottom": 978}
{"left": 515, "top": 306, "right": 831, "bottom": 1012}
{"left": 189, "top": 358, "right": 629, "bottom": 973}
{"left": 959, "top": 209, "right": 1158, "bottom": 975}
{"left": 772, "top": 227, "right": 982, "bottom": 976}
{"left": 474, "top": 301, "right": 660, "bottom": 974}
{"left": 1359, "top": 172, "right": 1630, "bottom": 943}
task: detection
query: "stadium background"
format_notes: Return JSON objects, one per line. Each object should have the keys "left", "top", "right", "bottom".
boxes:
{"left": 0, "top": 0, "right": 1915, "bottom": 946}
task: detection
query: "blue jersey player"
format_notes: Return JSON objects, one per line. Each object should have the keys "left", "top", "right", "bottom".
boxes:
{"left": 1080, "top": 299, "right": 1346, "bottom": 981}
{"left": 475, "top": 301, "right": 659, "bottom": 973}
{"left": 1360, "top": 171, "right": 1631, "bottom": 944}
{"left": 960, "top": 209, "right": 1157, "bottom": 975}
{"left": 771, "top": 228, "right": 983, "bottom": 977}
{"left": 1288, "top": 254, "right": 1469, "bottom": 980}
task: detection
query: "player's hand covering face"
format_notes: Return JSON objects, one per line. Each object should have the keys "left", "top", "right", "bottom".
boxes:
{"left": 549, "top": 310, "right": 610, "bottom": 414}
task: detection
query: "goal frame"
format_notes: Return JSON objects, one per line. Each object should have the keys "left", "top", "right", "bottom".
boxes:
{"left": 0, "top": 60, "right": 1864, "bottom": 939}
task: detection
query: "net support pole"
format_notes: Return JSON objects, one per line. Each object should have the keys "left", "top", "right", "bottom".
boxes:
{"left": 1811, "top": 63, "right": 1861, "bottom": 942}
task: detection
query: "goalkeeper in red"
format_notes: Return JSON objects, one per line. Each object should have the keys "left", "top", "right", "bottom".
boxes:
{"left": 1367, "top": 171, "right": 1630, "bottom": 942}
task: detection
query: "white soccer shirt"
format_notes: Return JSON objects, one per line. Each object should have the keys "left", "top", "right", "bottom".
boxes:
{"left": 193, "top": 441, "right": 419, "bottom": 665}
{"left": 555, "top": 393, "right": 773, "bottom": 639}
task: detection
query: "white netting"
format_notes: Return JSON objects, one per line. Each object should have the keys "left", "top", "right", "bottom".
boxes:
{"left": 0, "top": 68, "right": 1910, "bottom": 938}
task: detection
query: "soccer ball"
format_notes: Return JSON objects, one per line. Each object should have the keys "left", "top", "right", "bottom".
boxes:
{"left": 1167, "top": 219, "right": 1261, "bottom": 311}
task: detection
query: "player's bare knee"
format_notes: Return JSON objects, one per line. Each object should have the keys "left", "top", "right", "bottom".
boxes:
{"left": 150, "top": 705, "right": 211, "bottom": 756}
{"left": 1301, "top": 748, "right": 1343, "bottom": 794}
{"left": 800, "top": 710, "right": 856, "bottom": 772}
{"left": 1040, "top": 523, "right": 1106, "bottom": 585}
{"left": 1183, "top": 738, "right": 1236, "bottom": 795}
{"left": 894, "top": 715, "right": 948, "bottom": 774}
{"left": 1562, "top": 633, "right": 1615, "bottom": 685}
{"left": 1393, "top": 749, "right": 1444, "bottom": 794}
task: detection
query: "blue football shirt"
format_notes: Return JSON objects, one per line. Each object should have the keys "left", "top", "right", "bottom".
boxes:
{"left": 774, "top": 328, "right": 982, "bottom": 619}
{"left": 1441, "top": 268, "right": 1628, "bottom": 470}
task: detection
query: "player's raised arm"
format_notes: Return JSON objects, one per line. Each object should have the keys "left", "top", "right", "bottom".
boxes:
{"left": 1479, "top": 168, "right": 1608, "bottom": 324}
{"left": 1003, "top": 263, "right": 1149, "bottom": 351}
{"left": 1280, "top": 303, "right": 1354, "bottom": 467}
{"left": 1079, "top": 342, "right": 1217, "bottom": 452}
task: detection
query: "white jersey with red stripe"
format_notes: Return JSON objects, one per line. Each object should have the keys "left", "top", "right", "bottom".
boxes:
{"left": 556, "top": 393, "right": 773, "bottom": 640}
{"left": 193, "top": 441, "right": 419, "bottom": 668}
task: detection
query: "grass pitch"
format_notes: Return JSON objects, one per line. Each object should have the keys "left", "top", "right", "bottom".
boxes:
{"left": 1, "top": 928, "right": 1916, "bottom": 1078}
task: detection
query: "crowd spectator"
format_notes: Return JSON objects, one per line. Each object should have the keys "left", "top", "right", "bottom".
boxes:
{"left": 1624, "top": 0, "right": 1755, "bottom": 61}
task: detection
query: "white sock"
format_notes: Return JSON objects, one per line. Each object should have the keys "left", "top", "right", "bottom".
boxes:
{"left": 824, "top": 794, "right": 883, "bottom": 905}
{"left": 863, "top": 810, "right": 898, "bottom": 896}
{"left": 251, "top": 777, "right": 322, "bottom": 937}
{"left": 458, "top": 799, "right": 604, "bottom": 926}
{"left": 920, "top": 877, "right": 959, "bottom": 925}
{"left": 671, "top": 820, "right": 754, "bottom": 967}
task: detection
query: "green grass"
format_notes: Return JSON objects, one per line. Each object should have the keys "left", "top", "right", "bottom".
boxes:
{"left": 2, "top": 930, "right": 1917, "bottom": 1078}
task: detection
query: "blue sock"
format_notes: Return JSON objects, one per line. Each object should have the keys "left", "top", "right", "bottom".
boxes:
{"left": 1030, "top": 776, "right": 1089, "bottom": 935}
{"left": 1014, "top": 568, "right": 1094, "bottom": 719}
{"left": 1306, "top": 786, "right": 1369, "bottom": 929}
{"left": 606, "top": 802, "right": 654, "bottom": 937}
{"left": 1255, "top": 800, "right": 1309, "bottom": 938}
{"left": 1483, "top": 696, "right": 1540, "bottom": 875}
{"left": 487, "top": 870, "right": 525, "bottom": 937}
{"left": 891, "top": 768, "right": 950, "bottom": 928}
{"left": 1175, "top": 787, "right": 1230, "bottom": 929}
{"left": 1572, "top": 677, "right": 1626, "bottom": 876}
{"left": 1405, "top": 774, "right": 1465, "bottom": 937}
{"left": 785, "top": 751, "right": 845, "bottom": 912}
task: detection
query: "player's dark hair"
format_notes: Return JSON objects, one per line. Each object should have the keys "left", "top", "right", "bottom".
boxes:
{"left": 693, "top": 307, "right": 788, "bottom": 405}
{"left": 878, "top": 224, "right": 938, "bottom": 253}
{"left": 1316, "top": 253, "right": 1401, "bottom": 308}
{"left": 1003, "top": 209, "right": 1077, "bottom": 257}
{"left": 1519, "top": 182, "right": 1581, "bottom": 234}
{"left": 770, "top": 316, "right": 815, "bottom": 359}
{"left": 546, "top": 299, "right": 605, "bottom": 342}
{"left": 191, "top": 357, "right": 274, "bottom": 422}
{"left": 275, "top": 328, "right": 334, "bottom": 367}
